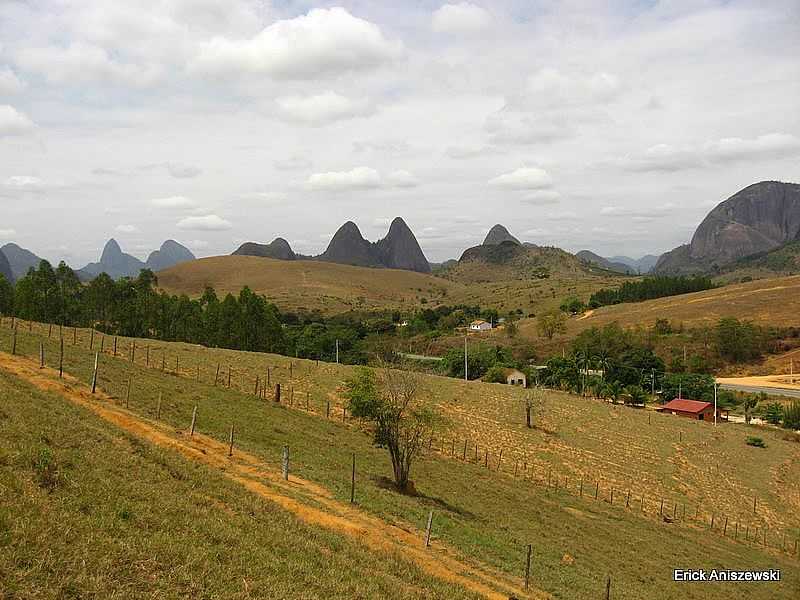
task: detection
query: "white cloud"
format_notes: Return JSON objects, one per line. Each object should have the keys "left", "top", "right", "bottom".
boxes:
{"left": 115, "top": 224, "right": 138, "bottom": 233}
{"left": 239, "top": 192, "right": 287, "bottom": 203}
{"left": 0, "top": 67, "right": 25, "bottom": 94}
{"left": 611, "top": 133, "right": 800, "bottom": 172}
{"left": 4, "top": 175, "right": 44, "bottom": 188}
{"left": 177, "top": 214, "right": 232, "bottom": 231}
{"left": 387, "top": 169, "right": 419, "bottom": 188}
{"left": 485, "top": 111, "right": 573, "bottom": 145}
{"left": 445, "top": 144, "right": 497, "bottom": 159}
{"left": 166, "top": 163, "right": 202, "bottom": 178}
{"left": 0, "top": 229, "right": 17, "bottom": 239}
{"left": 704, "top": 133, "right": 800, "bottom": 162}
{"left": 192, "top": 7, "right": 403, "bottom": 79}
{"left": 522, "top": 190, "right": 561, "bottom": 205}
{"left": 275, "top": 91, "right": 373, "bottom": 125}
{"left": 306, "top": 166, "right": 382, "bottom": 191}
{"left": 600, "top": 203, "right": 676, "bottom": 219}
{"left": 274, "top": 156, "right": 312, "bottom": 171}
{"left": 16, "top": 42, "right": 161, "bottom": 88}
{"left": 489, "top": 167, "right": 553, "bottom": 190}
{"left": 185, "top": 239, "right": 209, "bottom": 250}
{"left": 151, "top": 196, "right": 197, "bottom": 208}
{"left": 432, "top": 3, "right": 491, "bottom": 34}
{"left": 0, "top": 105, "right": 35, "bottom": 136}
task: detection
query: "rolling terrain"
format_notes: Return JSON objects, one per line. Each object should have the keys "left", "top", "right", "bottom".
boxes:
{"left": 1, "top": 320, "right": 797, "bottom": 599}
{"left": 157, "top": 255, "right": 460, "bottom": 314}
{"left": 519, "top": 275, "right": 800, "bottom": 345}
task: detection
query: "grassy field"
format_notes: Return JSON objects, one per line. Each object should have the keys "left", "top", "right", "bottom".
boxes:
{"left": 156, "top": 253, "right": 620, "bottom": 318}
{"left": 157, "top": 255, "right": 461, "bottom": 314}
{"left": 0, "top": 363, "right": 481, "bottom": 598}
{"left": 1, "top": 320, "right": 798, "bottom": 599}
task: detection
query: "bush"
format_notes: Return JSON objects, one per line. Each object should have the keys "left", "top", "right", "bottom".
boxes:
{"left": 763, "top": 402, "right": 784, "bottom": 425}
{"left": 783, "top": 401, "right": 800, "bottom": 430}
{"left": 745, "top": 436, "right": 766, "bottom": 448}
{"left": 483, "top": 366, "right": 508, "bottom": 384}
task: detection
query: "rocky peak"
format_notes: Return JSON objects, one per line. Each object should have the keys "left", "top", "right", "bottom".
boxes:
{"left": 320, "top": 221, "right": 380, "bottom": 267}
{"left": 483, "top": 224, "right": 520, "bottom": 246}
{"left": 375, "top": 217, "right": 431, "bottom": 273}
{"left": 146, "top": 240, "right": 196, "bottom": 272}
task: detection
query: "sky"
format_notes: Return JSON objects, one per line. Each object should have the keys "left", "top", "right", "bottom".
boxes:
{"left": 1, "top": 0, "right": 799, "bottom": 266}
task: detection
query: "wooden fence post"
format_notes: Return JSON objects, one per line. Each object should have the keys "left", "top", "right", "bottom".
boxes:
{"left": 113, "top": 336, "right": 117, "bottom": 357}
{"left": 228, "top": 425, "right": 235, "bottom": 457}
{"left": 425, "top": 510, "right": 434, "bottom": 548}
{"left": 605, "top": 575, "right": 611, "bottom": 600}
{"left": 59, "top": 338, "right": 64, "bottom": 378}
{"left": 146, "top": 346, "right": 150, "bottom": 367}
{"left": 350, "top": 453, "right": 356, "bottom": 504}
{"left": 214, "top": 364, "right": 220, "bottom": 386}
{"left": 525, "top": 544, "right": 532, "bottom": 590}
{"left": 595, "top": 481, "right": 599, "bottom": 500}
{"left": 39, "top": 342, "right": 45, "bottom": 369}
{"left": 497, "top": 449, "right": 503, "bottom": 471}
{"left": 282, "top": 446, "right": 289, "bottom": 480}
{"left": 579, "top": 478, "right": 584, "bottom": 497}
{"left": 91, "top": 352, "right": 99, "bottom": 394}
{"left": 227, "top": 367, "right": 231, "bottom": 388}
{"left": 130, "top": 341, "right": 135, "bottom": 363}
{"left": 126, "top": 376, "right": 132, "bottom": 408}
{"left": 11, "top": 326, "right": 16, "bottom": 355}
{"left": 306, "top": 392, "right": 310, "bottom": 411}
{"left": 157, "top": 392, "right": 162, "bottom": 420}
{"left": 625, "top": 490, "right": 631, "bottom": 508}
{"left": 100, "top": 334, "right": 104, "bottom": 353}
{"left": 190, "top": 406, "right": 197, "bottom": 436}
{"left": 723, "top": 516, "right": 728, "bottom": 536}
{"left": 462, "top": 440, "right": 467, "bottom": 460}
{"left": 326, "top": 400, "right": 330, "bottom": 418}
{"left": 90, "top": 329, "right": 94, "bottom": 350}
{"left": 275, "top": 383, "right": 281, "bottom": 403}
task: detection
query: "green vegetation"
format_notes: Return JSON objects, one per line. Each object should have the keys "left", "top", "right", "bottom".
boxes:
{"left": 588, "top": 275, "right": 714, "bottom": 308}
{"left": 746, "top": 436, "right": 767, "bottom": 448}
{"left": 1, "top": 323, "right": 798, "bottom": 599}
{"left": 536, "top": 309, "right": 567, "bottom": 340}
{"left": 345, "top": 367, "right": 438, "bottom": 492}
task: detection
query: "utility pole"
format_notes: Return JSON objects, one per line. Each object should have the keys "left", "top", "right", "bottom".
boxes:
{"left": 651, "top": 368, "right": 655, "bottom": 398}
{"left": 678, "top": 382, "right": 682, "bottom": 400}
{"left": 464, "top": 336, "right": 468, "bottom": 382}
{"left": 714, "top": 382, "right": 718, "bottom": 426}
{"left": 335, "top": 339, "right": 339, "bottom": 364}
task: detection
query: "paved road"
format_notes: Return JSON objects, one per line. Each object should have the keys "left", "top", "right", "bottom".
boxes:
{"left": 398, "top": 352, "right": 443, "bottom": 362}
{"left": 718, "top": 383, "right": 800, "bottom": 399}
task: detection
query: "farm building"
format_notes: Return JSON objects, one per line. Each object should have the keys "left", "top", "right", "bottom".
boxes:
{"left": 656, "top": 398, "right": 728, "bottom": 421}
{"left": 503, "top": 368, "right": 527, "bottom": 387}
{"left": 470, "top": 319, "right": 492, "bottom": 331}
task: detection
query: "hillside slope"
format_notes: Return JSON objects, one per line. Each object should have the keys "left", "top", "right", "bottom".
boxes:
{"left": 156, "top": 255, "right": 459, "bottom": 314}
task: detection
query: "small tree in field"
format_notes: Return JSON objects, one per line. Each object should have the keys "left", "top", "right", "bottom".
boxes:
{"left": 345, "top": 367, "right": 438, "bottom": 493}
{"left": 525, "top": 387, "right": 544, "bottom": 428}
{"left": 536, "top": 310, "right": 567, "bottom": 340}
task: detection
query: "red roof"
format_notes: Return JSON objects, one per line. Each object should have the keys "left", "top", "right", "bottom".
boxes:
{"left": 659, "top": 398, "right": 712, "bottom": 414}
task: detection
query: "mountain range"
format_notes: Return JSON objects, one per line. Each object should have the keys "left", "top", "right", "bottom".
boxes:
{"left": 78, "top": 239, "right": 196, "bottom": 280}
{"left": 235, "top": 217, "right": 432, "bottom": 274}
{"left": 0, "top": 248, "right": 12, "bottom": 283}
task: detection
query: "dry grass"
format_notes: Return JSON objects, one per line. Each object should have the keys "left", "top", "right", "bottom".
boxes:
{"left": 3, "top": 320, "right": 799, "bottom": 599}
{"left": 157, "top": 255, "right": 462, "bottom": 314}
{"left": 518, "top": 275, "right": 800, "bottom": 347}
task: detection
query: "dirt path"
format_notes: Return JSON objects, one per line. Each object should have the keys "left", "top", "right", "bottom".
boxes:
{"left": 0, "top": 351, "right": 541, "bottom": 600}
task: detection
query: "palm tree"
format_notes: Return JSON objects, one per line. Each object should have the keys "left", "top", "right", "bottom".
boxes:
{"left": 574, "top": 349, "right": 590, "bottom": 396}
{"left": 625, "top": 385, "right": 648, "bottom": 406}
{"left": 593, "top": 350, "right": 611, "bottom": 382}
{"left": 605, "top": 381, "right": 624, "bottom": 404}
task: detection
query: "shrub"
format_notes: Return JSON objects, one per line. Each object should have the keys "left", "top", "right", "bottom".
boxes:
{"left": 783, "top": 401, "right": 800, "bottom": 430}
{"left": 745, "top": 436, "right": 766, "bottom": 448}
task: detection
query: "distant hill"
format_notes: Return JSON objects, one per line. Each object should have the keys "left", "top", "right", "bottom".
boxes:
{"left": 146, "top": 240, "right": 196, "bottom": 272}
{"left": 79, "top": 239, "right": 196, "bottom": 280}
{"left": 319, "top": 218, "right": 431, "bottom": 273}
{"left": 482, "top": 224, "right": 520, "bottom": 246}
{"left": 717, "top": 240, "right": 800, "bottom": 281}
{"left": 609, "top": 254, "right": 659, "bottom": 273}
{"left": 157, "top": 255, "right": 457, "bottom": 315}
{"left": 233, "top": 238, "right": 297, "bottom": 261}
{"left": 1, "top": 243, "right": 43, "bottom": 280}
{"left": 441, "top": 240, "right": 597, "bottom": 284}
{"left": 0, "top": 249, "right": 12, "bottom": 283}
{"left": 655, "top": 181, "right": 800, "bottom": 274}
{"left": 575, "top": 250, "right": 635, "bottom": 275}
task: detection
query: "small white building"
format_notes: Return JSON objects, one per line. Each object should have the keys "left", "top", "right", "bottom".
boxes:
{"left": 470, "top": 319, "right": 492, "bottom": 331}
{"left": 503, "top": 368, "right": 527, "bottom": 387}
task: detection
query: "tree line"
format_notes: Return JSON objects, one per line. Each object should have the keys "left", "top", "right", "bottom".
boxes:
{"left": 588, "top": 275, "right": 714, "bottom": 308}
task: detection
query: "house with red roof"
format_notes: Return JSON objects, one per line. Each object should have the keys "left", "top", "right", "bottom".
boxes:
{"left": 656, "top": 398, "right": 728, "bottom": 421}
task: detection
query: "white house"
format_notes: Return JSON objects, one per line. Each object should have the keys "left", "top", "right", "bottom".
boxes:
{"left": 503, "top": 368, "right": 527, "bottom": 387}
{"left": 469, "top": 319, "right": 492, "bottom": 331}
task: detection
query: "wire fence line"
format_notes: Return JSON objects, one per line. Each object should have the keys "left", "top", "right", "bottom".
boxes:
{"left": 2, "top": 316, "right": 799, "bottom": 561}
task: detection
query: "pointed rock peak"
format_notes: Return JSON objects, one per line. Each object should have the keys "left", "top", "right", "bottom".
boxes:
{"left": 335, "top": 220, "right": 365, "bottom": 238}
{"left": 483, "top": 224, "right": 520, "bottom": 246}
{"left": 388, "top": 216, "right": 411, "bottom": 232}
{"left": 100, "top": 238, "right": 123, "bottom": 262}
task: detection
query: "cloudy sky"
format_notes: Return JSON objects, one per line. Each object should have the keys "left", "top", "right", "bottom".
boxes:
{"left": 1, "top": 0, "right": 799, "bottom": 266}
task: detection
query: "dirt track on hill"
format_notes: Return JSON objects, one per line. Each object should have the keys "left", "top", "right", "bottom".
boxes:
{"left": 0, "top": 351, "right": 541, "bottom": 600}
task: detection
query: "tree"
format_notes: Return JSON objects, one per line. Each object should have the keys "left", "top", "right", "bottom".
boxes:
{"left": 525, "top": 387, "right": 544, "bottom": 428}
{"left": 559, "top": 296, "right": 585, "bottom": 315}
{"left": 625, "top": 385, "right": 648, "bottom": 406}
{"left": 505, "top": 319, "right": 518, "bottom": 338}
{"left": 783, "top": 401, "right": 800, "bottom": 430}
{"left": 604, "top": 381, "right": 624, "bottom": 404}
{"left": 743, "top": 394, "right": 760, "bottom": 424}
{"left": 483, "top": 365, "right": 508, "bottom": 384}
{"left": 536, "top": 310, "right": 566, "bottom": 340}
{"left": 0, "top": 275, "right": 13, "bottom": 314}
{"left": 763, "top": 402, "right": 783, "bottom": 425}
{"left": 345, "top": 367, "right": 438, "bottom": 493}
{"left": 715, "top": 317, "right": 763, "bottom": 363}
